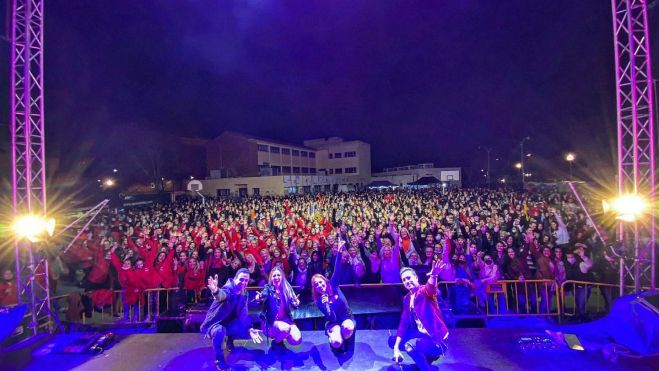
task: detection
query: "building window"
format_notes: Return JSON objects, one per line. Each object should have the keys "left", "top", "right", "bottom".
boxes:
{"left": 309, "top": 168, "right": 316, "bottom": 174}
{"left": 270, "top": 146, "right": 280, "bottom": 154}
{"left": 282, "top": 166, "right": 291, "bottom": 174}
{"left": 258, "top": 144, "right": 269, "bottom": 152}
{"left": 253, "top": 188, "right": 260, "bottom": 196}
{"left": 334, "top": 153, "right": 342, "bottom": 159}
{"left": 329, "top": 153, "right": 333, "bottom": 159}
{"left": 293, "top": 167, "right": 301, "bottom": 174}
{"left": 346, "top": 167, "right": 357, "bottom": 174}
{"left": 292, "top": 150, "right": 300, "bottom": 156}
{"left": 329, "top": 169, "right": 334, "bottom": 174}
{"left": 345, "top": 151, "right": 356, "bottom": 158}
{"left": 309, "top": 152, "right": 316, "bottom": 158}
{"left": 301, "top": 151, "right": 308, "bottom": 157}
{"left": 217, "top": 189, "right": 230, "bottom": 197}
{"left": 335, "top": 168, "right": 343, "bottom": 174}
{"left": 281, "top": 148, "right": 290, "bottom": 155}
{"left": 301, "top": 167, "right": 309, "bottom": 174}
{"left": 271, "top": 166, "right": 281, "bottom": 175}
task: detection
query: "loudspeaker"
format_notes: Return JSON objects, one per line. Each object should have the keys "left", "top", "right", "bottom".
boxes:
{"left": 606, "top": 290, "right": 659, "bottom": 356}
{"left": 0, "top": 305, "right": 27, "bottom": 345}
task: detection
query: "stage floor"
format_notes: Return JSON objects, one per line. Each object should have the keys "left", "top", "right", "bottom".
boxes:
{"left": 6, "top": 329, "right": 656, "bottom": 371}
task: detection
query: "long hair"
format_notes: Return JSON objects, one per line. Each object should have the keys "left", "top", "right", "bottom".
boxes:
{"left": 268, "top": 266, "right": 296, "bottom": 304}
{"left": 310, "top": 273, "right": 334, "bottom": 302}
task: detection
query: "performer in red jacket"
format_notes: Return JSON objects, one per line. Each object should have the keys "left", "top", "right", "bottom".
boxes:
{"left": 393, "top": 259, "right": 449, "bottom": 370}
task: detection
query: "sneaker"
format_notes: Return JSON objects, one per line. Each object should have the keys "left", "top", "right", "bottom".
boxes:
{"left": 214, "top": 359, "right": 230, "bottom": 371}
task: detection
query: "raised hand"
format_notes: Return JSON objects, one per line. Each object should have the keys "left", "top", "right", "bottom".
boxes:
{"left": 207, "top": 274, "right": 219, "bottom": 294}
{"left": 249, "top": 328, "right": 263, "bottom": 344}
{"left": 292, "top": 293, "right": 300, "bottom": 307}
{"left": 430, "top": 258, "right": 442, "bottom": 276}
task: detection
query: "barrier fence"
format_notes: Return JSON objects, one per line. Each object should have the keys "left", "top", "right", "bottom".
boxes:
{"left": 42, "top": 279, "right": 650, "bottom": 328}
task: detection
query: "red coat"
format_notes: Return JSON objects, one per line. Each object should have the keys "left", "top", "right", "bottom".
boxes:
{"left": 87, "top": 245, "right": 110, "bottom": 284}
{"left": 397, "top": 283, "right": 449, "bottom": 346}
{"left": 0, "top": 280, "right": 18, "bottom": 306}
{"left": 155, "top": 250, "right": 177, "bottom": 288}
{"left": 111, "top": 253, "right": 142, "bottom": 305}
{"left": 183, "top": 265, "right": 206, "bottom": 290}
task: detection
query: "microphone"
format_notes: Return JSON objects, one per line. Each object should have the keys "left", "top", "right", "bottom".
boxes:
{"left": 251, "top": 287, "right": 269, "bottom": 303}
{"left": 322, "top": 294, "right": 332, "bottom": 315}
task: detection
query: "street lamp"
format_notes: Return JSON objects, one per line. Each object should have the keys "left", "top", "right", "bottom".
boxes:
{"left": 565, "top": 153, "right": 576, "bottom": 180}
{"left": 519, "top": 136, "right": 530, "bottom": 188}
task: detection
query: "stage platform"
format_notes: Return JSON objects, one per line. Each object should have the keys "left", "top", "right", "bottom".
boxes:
{"left": 4, "top": 328, "right": 656, "bottom": 371}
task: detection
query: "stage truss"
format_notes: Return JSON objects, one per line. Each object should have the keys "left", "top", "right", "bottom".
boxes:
{"left": 611, "top": 0, "right": 656, "bottom": 292}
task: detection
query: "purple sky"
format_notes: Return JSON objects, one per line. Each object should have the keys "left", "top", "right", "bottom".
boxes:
{"left": 1, "top": 0, "right": 658, "bottom": 185}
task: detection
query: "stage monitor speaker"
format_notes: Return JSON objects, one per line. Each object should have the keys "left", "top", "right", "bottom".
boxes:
{"left": 0, "top": 305, "right": 27, "bottom": 345}
{"left": 607, "top": 290, "right": 659, "bottom": 356}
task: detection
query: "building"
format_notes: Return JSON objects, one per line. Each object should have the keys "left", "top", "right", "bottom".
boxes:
{"left": 196, "top": 174, "right": 362, "bottom": 197}
{"left": 303, "top": 137, "right": 371, "bottom": 179}
{"left": 370, "top": 163, "right": 461, "bottom": 187}
{"left": 206, "top": 131, "right": 318, "bottom": 178}
{"left": 201, "top": 133, "right": 371, "bottom": 196}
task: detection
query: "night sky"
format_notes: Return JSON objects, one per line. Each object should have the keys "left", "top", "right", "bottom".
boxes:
{"left": 1, "top": 0, "right": 658, "bottom": 186}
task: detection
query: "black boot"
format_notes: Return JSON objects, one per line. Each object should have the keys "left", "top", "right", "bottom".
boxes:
{"left": 344, "top": 332, "right": 356, "bottom": 356}
{"left": 269, "top": 340, "right": 287, "bottom": 353}
{"left": 226, "top": 336, "right": 235, "bottom": 352}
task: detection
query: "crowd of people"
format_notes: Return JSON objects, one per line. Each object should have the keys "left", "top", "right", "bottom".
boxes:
{"left": 0, "top": 187, "right": 617, "bottom": 319}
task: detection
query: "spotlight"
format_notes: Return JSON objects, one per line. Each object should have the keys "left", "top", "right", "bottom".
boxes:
{"left": 514, "top": 163, "right": 522, "bottom": 169}
{"left": 13, "top": 215, "right": 56, "bottom": 242}
{"left": 104, "top": 178, "right": 115, "bottom": 187}
{"left": 602, "top": 194, "right": 649, "bottom": 222}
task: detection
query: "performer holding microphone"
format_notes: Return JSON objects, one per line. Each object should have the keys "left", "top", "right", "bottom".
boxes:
{"left": 392, "top": 258, "right": 449, "bottom": 370}
{"left": 311, "top": 239, "right": 356, "bottom": 356}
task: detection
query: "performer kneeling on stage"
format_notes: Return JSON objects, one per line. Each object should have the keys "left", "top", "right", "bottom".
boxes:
{"left": 200, "top": 268, "right": 263, "bottom": 371}
{"left": 256, "top": 266, "right": 302, "bottom": 352}
{"left": 393, "top": 259, "right": 449, "bottom": 370}
{"left": 311, "top": 240, "right": 356, "bottom": 355}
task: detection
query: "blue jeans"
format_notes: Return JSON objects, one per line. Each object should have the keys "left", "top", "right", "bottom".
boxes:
{"left": 209, "top": 320, "right": 250, "bottom": 362}
{"left": 391, "top": 330, "right": 448, "bottom": 370}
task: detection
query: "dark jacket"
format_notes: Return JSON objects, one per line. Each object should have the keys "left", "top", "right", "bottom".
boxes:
{"left": 259, "top": 284, "right": 296, "bottom": 325}
{"left": 200, "top": 278, "right": 249, "bottom": 337}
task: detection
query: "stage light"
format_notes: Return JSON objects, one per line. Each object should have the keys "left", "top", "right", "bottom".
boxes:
{"left": 500, "top": 178, "right": 506, "bottom": 183}
{"left": 112, "top": 168, "right": 118, "bottom": 173}
{"left": 565, "top": 153, "right": 576, "bottom": 162}
{"left": 104, "top": 178, "right": 115, "bottom": 187}
{"left": 13, "top": 215, "right": 56, "bottom": 243}
{"left": 190, "top": 176, "right": 195, "bottom": 180}
{"left": 602, "top": 194, "right": 649, "bottom": 222}
{"left": 514, "top": 163, "right": 522, "bottom": 169}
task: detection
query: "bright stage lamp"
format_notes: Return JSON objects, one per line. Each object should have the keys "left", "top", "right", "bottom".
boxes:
{"left": 104, "top": 178, "right": 115, "bottom": 187}
{"left": 602, "top": 194, "right": 649, "bottom": 222}
{"left": 13, "top": 215, "right": 56, "bottom": 242}
{"left": 514, "top": 163, "right": 522, "bottom": 169}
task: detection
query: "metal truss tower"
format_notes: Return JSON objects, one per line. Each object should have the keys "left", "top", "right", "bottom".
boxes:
{"left": 611, "top": 0, "right": 656, "bottom": 291}
{"left": 10, "top": 0, "right": 54, "bottom": 336}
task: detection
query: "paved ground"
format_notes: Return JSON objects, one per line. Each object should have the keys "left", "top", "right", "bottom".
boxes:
{"left": 4, "top": 328, "right": 655, "bottom": 371}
